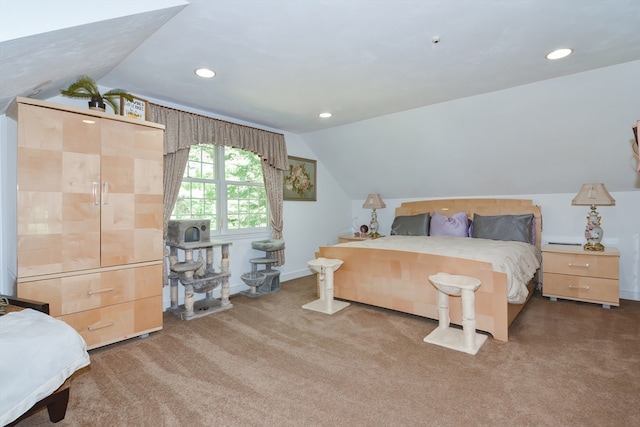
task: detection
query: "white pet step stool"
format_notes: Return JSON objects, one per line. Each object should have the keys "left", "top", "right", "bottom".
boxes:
{"left": 423, "top": 272, "right": 488, "bottom": 355}
{"left": 303, "top": 257, "right": 350, "bottom": 314}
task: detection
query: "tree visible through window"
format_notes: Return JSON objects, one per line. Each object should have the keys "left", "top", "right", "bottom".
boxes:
{"left": 172, "top": 144, "right": 268, "bottom": 234}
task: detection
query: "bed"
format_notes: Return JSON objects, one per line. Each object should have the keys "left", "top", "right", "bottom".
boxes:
{"left": 317, "top": 198, "right": 542, "bottom": 342}
{"left": 0, "top": 297, "right": 90, "bottom": 426}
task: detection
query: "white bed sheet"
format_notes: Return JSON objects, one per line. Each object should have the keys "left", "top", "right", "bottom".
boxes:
{"left": 0, "top": 309, "right": 90, "bottom": 426}
{"left": 338, "top": 235, "right": 541, "bottom": 304}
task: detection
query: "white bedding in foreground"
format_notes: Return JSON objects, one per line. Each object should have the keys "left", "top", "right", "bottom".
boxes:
{"left": 0, "top": 309, "right": 91, "bottom": 426}
{"left": 338, "top": 236, "right": 541, "bottom": 304}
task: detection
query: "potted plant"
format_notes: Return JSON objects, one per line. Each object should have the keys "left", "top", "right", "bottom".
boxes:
{"left": 60, "top": 75, "right": 133, "bottom": 114}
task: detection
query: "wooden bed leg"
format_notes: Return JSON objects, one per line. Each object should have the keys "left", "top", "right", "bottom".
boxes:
{"left": 47, "top": 387, "right": 70, "bottom": 422}
{"left": 6, "top": 387, "right": 71, "bottom": 426}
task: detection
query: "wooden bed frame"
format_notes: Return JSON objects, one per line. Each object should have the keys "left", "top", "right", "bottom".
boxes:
{"left": 317, "top": 199, "right": 542, "bottom": 342}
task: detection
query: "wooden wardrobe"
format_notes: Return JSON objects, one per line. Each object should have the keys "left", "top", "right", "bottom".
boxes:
{"left": 7, "top": 97, "right": 165, "bottom": 349}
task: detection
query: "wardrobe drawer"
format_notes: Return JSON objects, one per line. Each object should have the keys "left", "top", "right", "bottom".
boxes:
{"left": 58, "top": 296, "right": 163, "bottom": 350}
{"left": 18, "top": 263, "right": 162, "bottom": 316}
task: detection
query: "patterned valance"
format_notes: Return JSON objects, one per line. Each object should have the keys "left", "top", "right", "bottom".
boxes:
{"left": 149, "top": 103, "right": 288, "bottom": 170}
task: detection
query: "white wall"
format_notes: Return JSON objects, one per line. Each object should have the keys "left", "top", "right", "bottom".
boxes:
{"left": 0, "top": 113, "right": 17, "bottom": 294}
{"left": 351, "top": 191, "right": 639, "bottom": 300}
{"left": 302, "top": 61, "right": 640, "bottom": 199}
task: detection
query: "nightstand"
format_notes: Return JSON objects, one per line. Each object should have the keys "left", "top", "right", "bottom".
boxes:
{"left": 542, "top": 244, "right": 620, "bottom": 308}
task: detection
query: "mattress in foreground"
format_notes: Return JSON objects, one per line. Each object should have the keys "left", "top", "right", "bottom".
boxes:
{"left": 0, "top": 309, "right": 91, "bottom": 426}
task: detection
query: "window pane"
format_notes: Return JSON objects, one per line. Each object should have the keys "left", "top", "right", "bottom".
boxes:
{"left": 171, "top": 145, "right": 218, "bottom": 225}
{"left": 225, "top": 147, "right": 263, "bottom": 182}
{"left": 200, "top": 145, "right": 215, "bottom": 179}
{"left": 226, "top": 183, "right": 267, "bottom": 229}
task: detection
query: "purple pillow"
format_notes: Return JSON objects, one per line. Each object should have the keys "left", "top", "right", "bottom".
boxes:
{"left": 429, "top": 211, "right": 470, "bottom": 237}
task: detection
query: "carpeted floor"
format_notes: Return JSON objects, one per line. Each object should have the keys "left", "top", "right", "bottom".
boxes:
{"left": 16, "top": 275, "right": 640, "bottom": 426}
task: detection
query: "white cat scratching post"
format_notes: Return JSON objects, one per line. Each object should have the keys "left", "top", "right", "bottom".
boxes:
{"left": 424, "top": 272, "right": 488, "bottom": 355}
{"left": 303, "top": 258, "right": 350, "bottom": 314}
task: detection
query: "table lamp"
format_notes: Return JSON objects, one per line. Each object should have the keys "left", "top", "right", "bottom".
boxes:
{"left": 362, "top": 194, "right": 386, "bottom": 238}
{"left": 571, "top": 183, "right": 615, "bottom": 251}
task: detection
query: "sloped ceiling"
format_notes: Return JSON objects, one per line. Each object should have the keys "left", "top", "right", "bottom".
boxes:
{"left": 1, "top": 0, "right": 638, "bottom": 134}
{"left": 0, "top": 1, "right": 638, "bottom": 199}
{"left": 0, "top": 2, "right": 187, "bottom": 112}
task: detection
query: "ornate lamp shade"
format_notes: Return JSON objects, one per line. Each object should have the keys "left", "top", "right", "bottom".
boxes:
{"left": 571, "top": 183, "right": 615, "bottom": 251}
{"left": 362, "top": 194, "right": 386, "bottom": 238}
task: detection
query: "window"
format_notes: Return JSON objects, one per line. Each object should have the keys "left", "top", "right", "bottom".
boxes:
{"left": 172, "top": 144, "right": 268, "bottom": 235}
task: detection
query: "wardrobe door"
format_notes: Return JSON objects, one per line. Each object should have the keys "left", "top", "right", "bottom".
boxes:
{"left": 17, "top": 104, "right": 101, "bottom": 277}
{"left": 100, "top": 119, "right": 164, "bottom": 267}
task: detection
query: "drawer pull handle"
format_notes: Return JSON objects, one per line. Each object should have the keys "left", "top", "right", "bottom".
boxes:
{"left": 87, "top": 287, "right": 115, "bottom": 295}
{"left": 568, "top": 263, "right": 589, "bottom": 268}
{"left": 88, "top": 321, "right": 115, "bottom": 331}
{"left": 568, "top": 284, "right": 590, "bottom": 291}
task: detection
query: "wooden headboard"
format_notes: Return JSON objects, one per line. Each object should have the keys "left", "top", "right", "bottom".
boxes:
{"left": 395, "top": 198, "right": 542, "bottom": 251}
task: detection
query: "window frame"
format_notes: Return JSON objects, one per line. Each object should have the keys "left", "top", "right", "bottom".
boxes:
{"left": 172, "top": 144, "right": 270, "bottom": 238}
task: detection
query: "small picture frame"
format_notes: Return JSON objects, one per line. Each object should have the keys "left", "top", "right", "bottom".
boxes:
{"left": 120, "top": 95, "right": 148, "bottom": 121}
{"left": 283, "top": 156, "right": 317, "bottom": 201}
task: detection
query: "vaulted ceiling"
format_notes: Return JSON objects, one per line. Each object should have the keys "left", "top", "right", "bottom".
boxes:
{"left": 1, "top": 0, "right": 639, "bottom": 134}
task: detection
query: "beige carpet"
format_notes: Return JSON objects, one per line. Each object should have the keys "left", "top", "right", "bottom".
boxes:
{"left": 17, "top": 275, "right": 640, "bottom": 427}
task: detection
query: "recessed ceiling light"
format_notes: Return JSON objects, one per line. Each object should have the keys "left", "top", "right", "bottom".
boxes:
{"left": 546, "top": 48, "right": 573, "bottom": 60}
{"left": 195, "top": 68, "right": 215, "bottom": 78}
{"left": 319, "top": 112, "right": 332, "bottom": 118}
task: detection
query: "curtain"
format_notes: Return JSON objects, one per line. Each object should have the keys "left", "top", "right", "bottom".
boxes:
{"left": 261, "top": 161, "right": 285, "bottom": 265}
{"left": 148, "top": 104, "right": 288, "bottom": 274}
{"left": 160, "top": 148, "right": 190, "bottom": 284}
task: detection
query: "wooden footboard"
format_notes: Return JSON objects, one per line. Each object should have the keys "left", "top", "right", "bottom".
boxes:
{"left": 318, "top": 245, "right": 518, "bottom": 342}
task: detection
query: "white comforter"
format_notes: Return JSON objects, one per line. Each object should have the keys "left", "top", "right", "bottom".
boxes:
{"left": 0, "top": 309, "right": 91, "bottom": 426}
{"left": 338, "top": 236, "right": 541, "bottom": 304}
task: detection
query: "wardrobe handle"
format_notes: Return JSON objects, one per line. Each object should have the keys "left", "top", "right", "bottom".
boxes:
{"left": 93, "top": 181, "right": 100, "bottom": 205}
{"left": 103, "top": 181, "right": 109, "bottom": 205}
{"left": 88, "top": 321, "right": 115, "bottom": 331}
{"left": 87, "top": 287, "right": 115, "bottom": 295}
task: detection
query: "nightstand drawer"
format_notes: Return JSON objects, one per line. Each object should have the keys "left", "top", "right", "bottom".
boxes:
{"left": 543, "top": 273, "right": 619, "bottom": 305}
{"left": 542, "top": 252, "right": 618, "bottom": 279}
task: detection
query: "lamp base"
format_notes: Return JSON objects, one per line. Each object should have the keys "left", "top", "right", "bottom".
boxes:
{"left": 583, "top": 206, "right": 605, "bottom": 252}
{"left": 584, "top": 242, "right": 605, "bottom": 252}
{"left": 369, "top": 232, "right": 381, "bottom": 239}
